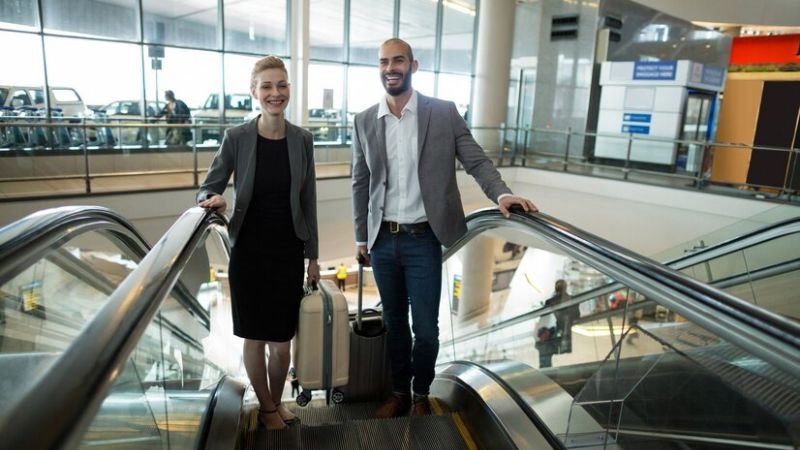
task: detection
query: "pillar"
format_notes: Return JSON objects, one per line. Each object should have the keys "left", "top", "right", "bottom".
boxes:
{"left": 458, "top": 235, "right": 497, "bottom": 327}
{"left": 471, "top": 0, "right": 516, "bottom": 152}
{"left": 290, "top": 0, "right": 310, "bottom": 126}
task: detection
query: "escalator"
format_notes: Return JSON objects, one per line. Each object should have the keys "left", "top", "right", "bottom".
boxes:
{"left": 0, "top": 206, "right": 797, "bottom": 449}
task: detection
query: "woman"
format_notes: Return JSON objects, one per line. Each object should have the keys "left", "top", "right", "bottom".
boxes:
{"left": 197, "top": 56, "right": 319, "bottom": 431}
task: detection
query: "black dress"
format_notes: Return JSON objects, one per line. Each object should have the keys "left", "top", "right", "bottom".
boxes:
{"left": 228, "top": 136, "right": 305, "bottom": 342}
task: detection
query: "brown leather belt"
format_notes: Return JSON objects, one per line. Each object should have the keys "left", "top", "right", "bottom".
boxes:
{"left": 382, "top": 221, "right": 431, "bottom": 234}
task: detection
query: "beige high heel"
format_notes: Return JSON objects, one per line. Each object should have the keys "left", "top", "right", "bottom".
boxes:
{"left": 276, "top": 402, "right": 299, "bottom": 424}
{"left": 258, "top": 409, "right": 287, "bottom": 431}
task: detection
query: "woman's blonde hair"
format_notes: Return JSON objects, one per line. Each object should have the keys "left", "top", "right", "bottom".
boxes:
{"left": 250, "top": 55, "right": 288, "bottom": 88}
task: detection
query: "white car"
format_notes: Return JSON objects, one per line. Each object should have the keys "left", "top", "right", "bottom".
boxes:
{"left": 0, "top": 85, "right": 86, "bottom": 119}
{"left": 192, "top": 93, "right": 257, "bottom": 144}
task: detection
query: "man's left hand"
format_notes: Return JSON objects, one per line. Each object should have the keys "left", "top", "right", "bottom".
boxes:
{"left": 498, "top": 195, "right": 538, "bottom": 218}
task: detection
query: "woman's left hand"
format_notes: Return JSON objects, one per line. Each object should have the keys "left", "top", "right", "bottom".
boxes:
{"left": 307, "top": 259, "right": 320, "bottom": 285}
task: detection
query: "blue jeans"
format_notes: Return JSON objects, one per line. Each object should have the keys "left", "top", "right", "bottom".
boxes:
{"left": 370, "top": 226, "right": 442, "bottom": 396}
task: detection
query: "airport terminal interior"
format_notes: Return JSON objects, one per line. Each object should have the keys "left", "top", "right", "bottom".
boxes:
{"left": 0, "top": 0, "right": 799, "bottom": 448}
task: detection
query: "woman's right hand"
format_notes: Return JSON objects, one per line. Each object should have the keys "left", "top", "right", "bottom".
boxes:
{"left": 199, "top": 194, "right": 227, "bottom": 214}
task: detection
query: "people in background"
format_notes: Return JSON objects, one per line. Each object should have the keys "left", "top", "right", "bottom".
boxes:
{"left": 336, "top": 262, "right": 348, "bottom": 291}
{"left": 197, "top": 55, "right": 319, "bottom": 431}
{"left": 156, "top": 90, "right": 192, "bottom": 145}
{"left": 351, "top": 37, "right": 537, "bottom": 418}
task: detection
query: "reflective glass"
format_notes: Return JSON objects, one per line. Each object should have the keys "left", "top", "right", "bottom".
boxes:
{"left": 310, "top": 0, "right": 344, "bottom": 61}
{"left": 224, "top": 0, "right": 287, "bottom": 55}
{"left": 142, "top": 0, "right": 218, "bottom": 49}
{"left": 0, "top": 0, "right": 38, "bottom": 31}
{"left": 440, "top": 0, "right": 475, "bottom": 74}
{"left": 399, "top": 0, "right": 438, "bottom": 71}
{"left": 349, "top": 0, "right": 394, "bottom": 65}
{"left": 42, "top": 0, "right": 138, "bottom": 40}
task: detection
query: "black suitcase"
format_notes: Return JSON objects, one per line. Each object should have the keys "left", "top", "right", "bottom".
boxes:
{"left": 340, "top": 256, "right": 392, "bottom": 402}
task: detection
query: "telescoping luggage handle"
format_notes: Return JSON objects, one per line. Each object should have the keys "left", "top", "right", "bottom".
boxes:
{"left": 356, "top": 254, "right": 366, "bottom": 331}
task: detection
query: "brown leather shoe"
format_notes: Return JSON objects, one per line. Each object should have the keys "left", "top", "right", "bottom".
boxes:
{"left": 412, "top": 395, "right": 432, "bottom": 416}
{"left": 376, "top": 393, "right": 411, "bottom": 418}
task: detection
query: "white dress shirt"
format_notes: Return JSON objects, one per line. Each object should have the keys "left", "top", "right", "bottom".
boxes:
{"left": 377, "top": 90, "right": 427, "bottom": 224}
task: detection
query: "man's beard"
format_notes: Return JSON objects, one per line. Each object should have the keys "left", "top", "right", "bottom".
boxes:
{"left": 383, "top": 71, "right": 413, "bottom": 96}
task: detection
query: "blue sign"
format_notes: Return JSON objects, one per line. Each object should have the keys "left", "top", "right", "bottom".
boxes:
{"left": 633, "top": 61, "right": 677, "bottom": 80}
{"left": 702, "top": 66, "right": 724, "bottom": 87}
{"left": 622, "top": 124, "right": 650, "bottom": 135}
{"left": 623, "top": 113, "right": 652, "bottom": 123}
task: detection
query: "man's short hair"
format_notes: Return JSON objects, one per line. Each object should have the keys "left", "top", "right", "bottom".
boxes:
{"left": 251, "top": 55, "right": 288, "bottom": 88}
{"left": 381, "top": 38, "right": 415, "bottom": 62}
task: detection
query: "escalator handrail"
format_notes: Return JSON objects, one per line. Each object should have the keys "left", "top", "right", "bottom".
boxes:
{"left": 445, "top": 208, "right": 800, "bottom": 372}
{"left": 0, "top": 206, "right": 228, "bottom": 450}
{"left": 0, "top": 205, "right": 151, "bottom": 283}
{"left": 664, "top": 216, "right": 800, "bottom": 271}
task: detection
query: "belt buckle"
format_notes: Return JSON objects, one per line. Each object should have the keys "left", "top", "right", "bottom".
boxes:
{"left": 389, "top": 221, "right": 400, "bottom": 234}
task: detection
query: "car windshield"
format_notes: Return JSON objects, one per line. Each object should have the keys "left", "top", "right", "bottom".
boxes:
{"left": 52, "top": 88, "right": 80, "bottom": 102}
{"left": 0, "top": 88, "right": 7, "bottom": 106}
{"left": 227, "top": 95, "right": 251, "bottom": 110}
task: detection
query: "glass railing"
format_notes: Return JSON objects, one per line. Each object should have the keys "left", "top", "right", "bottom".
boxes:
{"left": 0, "top": 206, "right": 232, "bottom": 449}
{"left": 1, "top": 118, "right": 797, "bottom": 206}
{"left": 436, "top": 208, "right": 800, "bottom": 449}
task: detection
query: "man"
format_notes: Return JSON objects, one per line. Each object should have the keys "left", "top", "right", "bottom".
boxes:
{"left": 351, "top": 38, "right": 537, "bottom": 417}
{"left": 157, "top": 90, "right": 191, "bottom": 145}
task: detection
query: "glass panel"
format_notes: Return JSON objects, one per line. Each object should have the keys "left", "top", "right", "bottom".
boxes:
{"left": 437, "top": 73, "right": 471, "bottom": 120}
{"left": 0, "top": 0, "right": 38, "bottom": 31}
{"left": 0, "top": 230, "right": 141, "bottom": 407}
{"left": 80, "top": 229, "right": 229, "bottom": 449}
{"left": 142, "top": 0, "right": 218, "bottom": 49}
{"left": 346, "top": 65, "right": 385, "bottom": 123}
{"left": 308, "top": 63, "right": 345, "bottom": 144}
{"left": 310, "top": 0, "right": 344, "bottom": 61}
{"left": 42, "top": 0, "right": 138, "bottom": 40}
{"left": 0, "top": 30, "right": 44, "bottom": 88}
{"left": 439, "top": 221, "right": 800, "bottom": 448}
{"left": 224, "top": 0, "right": 287, "bottom": 55}
{"left": 440, "top": 0, "right": 475, "bottom": 74}
{"left": 349, "top": 0, "right": 394, "bottom": 65}
{"left": 399, "top": 0, "right": 437, "bottom": 71}
{"left": 44, "top": 36, "right": 140, "bottom": 117}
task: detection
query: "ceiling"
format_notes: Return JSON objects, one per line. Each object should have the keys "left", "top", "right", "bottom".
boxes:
{"left": 631, "top": 0, "right": 800, "bottom": 34}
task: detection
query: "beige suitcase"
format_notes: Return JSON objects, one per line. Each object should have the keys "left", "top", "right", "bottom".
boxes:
{"left": 292, "top": 279, "right": 350, "bottom": 405}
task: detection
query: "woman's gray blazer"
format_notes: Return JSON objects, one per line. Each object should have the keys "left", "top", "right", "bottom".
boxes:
{"left": 196, "top": 118, "right": 318, "bottom": 259}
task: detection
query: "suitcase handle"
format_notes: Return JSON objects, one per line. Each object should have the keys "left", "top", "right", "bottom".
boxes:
{"left": 356, "top": 255, "right": 366, "bottom": 330}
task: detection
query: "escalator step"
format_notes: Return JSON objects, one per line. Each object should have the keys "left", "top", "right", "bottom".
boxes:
{"left": 251, "top": 414, "right": 469, "bottom": 449}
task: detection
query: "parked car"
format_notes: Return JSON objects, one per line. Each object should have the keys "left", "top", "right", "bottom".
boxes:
{"left": 192, "top": 93, "right": 257, "bottom": 144}
{"left": 0, "top": 85, "right": 86, "bottom": 119}
{"left": 92, "top": 100, "right": 165, "bottom": 145}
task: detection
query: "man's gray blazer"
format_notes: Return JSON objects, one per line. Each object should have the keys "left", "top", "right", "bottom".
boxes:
{"left": 197, "top": 118, "right": 318, "bottom": 259}
{"left": 351, "top": 92, "right": 511, "bottom": 250}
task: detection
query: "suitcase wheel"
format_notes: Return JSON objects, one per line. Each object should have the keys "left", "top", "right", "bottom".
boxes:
{"left": 296, "top": 390, "right": 312, "bottom": 407}
{"left": 331, "top": 389, "right": 344, "bottom": 404}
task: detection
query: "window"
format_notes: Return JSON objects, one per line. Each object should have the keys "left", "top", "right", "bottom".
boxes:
{"left": 400, "top": 0, "right": 438, "bottom": 71}
{"left": 0, "top": 0, "right": 39, "bottom": 31}
{"left": 440, "top": 0, "right": 476, "bottom": 74}
{"left": 42, "top": 0, "right": 138, "bottom": 40}
{"left": 349, "top": 0, "right": 394, "bottom": 65}
{"left": 142, "top": 0, "right": 218, "bottom": 49}
{"left": 310, "top": 0, "right": 344, "bottom": 61}
{"left": 224, "top": 0, "right": 287, "bottom": 54}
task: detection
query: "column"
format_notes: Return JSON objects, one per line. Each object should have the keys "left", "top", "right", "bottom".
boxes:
{"left": 458, "top": 235, "right": 497, "bottom": 327}
{"left": 471, "top": 0, "right": 516, "bottom": 152}
{"left": 290, "top": 0, "right": 310, "bottom": 126}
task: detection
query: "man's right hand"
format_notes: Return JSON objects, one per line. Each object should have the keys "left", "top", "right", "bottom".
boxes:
{"left": 356, "top": 245, "right": 370, "bottom": 267}
{"left": 198, "top": 194, "right": 227, "bottom": 214}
